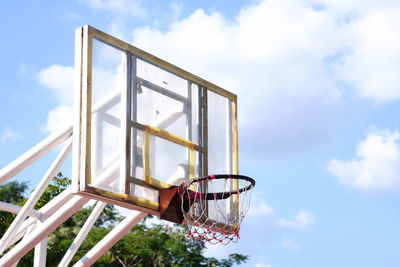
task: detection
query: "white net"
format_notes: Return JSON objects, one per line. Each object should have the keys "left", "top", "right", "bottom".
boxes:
{"left": 178, "top": 175, "right": 255, "bottom": 245}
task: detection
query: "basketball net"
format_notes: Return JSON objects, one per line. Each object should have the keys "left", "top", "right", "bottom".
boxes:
{"left": 177, "top": 175, "right": 254, "bottom": 245}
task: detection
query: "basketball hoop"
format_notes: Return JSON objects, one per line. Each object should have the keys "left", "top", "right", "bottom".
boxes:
{"left": 177, "top": 174, "right": 255, "bottom": 245}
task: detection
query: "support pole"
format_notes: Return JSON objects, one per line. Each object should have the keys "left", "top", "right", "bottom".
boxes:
{"left": 33, "top": 219, "right": 47, "bottom": 267}
{"left": 7, "top": 188, "right": 73, "bottom": 252}
{"left": 34, "top": 238, "right": 48, "bottom": 267}
{"left": 0, "top": 201, "right": 43, "bottom": 219}
{"left": 0, "top": 138, "right": 72, "bottom": 255}
{"left": 11, "top": 223, "right": 36, "bottom": 267}
{"left": 0, "top": 195, "right": 88, "bottom": 266}
{"left": 73, "top": 176, "right": 182, "bottom": 266}
{"left": 73, "top": 211, "right": 146, "bottom": 267}
{"left": 0, "top": 125, "right": 72, "bottom": 186}
{"left": 58, "top": 201, "right": 107, "bottom": 267}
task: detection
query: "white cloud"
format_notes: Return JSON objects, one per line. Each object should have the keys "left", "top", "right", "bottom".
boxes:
{"left": 38, "top": 64, "right": 74, "bottom": 105}
{"left": 108, "top": 18, "right": 129, "bottom": 41}
{"left": 276, "top": 209, "right": 315, "bottom": 230}
{"left": 34, "top": 0, "right": 398, "bottom": 157}
{"left": 131, "top": 3, "right": 343, "bottom": 156}
{"left": 327, "top": 130, "right": 400, "bottom": 191}
{"left": 249, "top": 202, "right": 274, "bottom": 217}
{"left": 203, "top": 191, "right": 312, "bottom": 261}
{"left": 80, "top": 0, "right": 146, "bottom": 18}
{"left": 281, "top": 238, "right": 301, "bottom": 251}
{"left": 0, "top": 126, "right": 23, "bottom": 143}
{"left": 43, "top": 105, "right": 73, "bottom": 134}
{"left": 129, "top": 0, "right": 400, "bottom": 156}
{"left": 35, "top": 0, "right": 400, "bottom": 175}
{"left": 37, "top": 64, "right": 74, "bottom": 134}
{"left": 256, "top": 263, "right": 273, "bottom": 267}
{"left": 247, "top": 192, "right": 274, "bottom": 218}
{"left": 169, "top": 2, "right": 183, "bottom": 21}
{"left": 18, "top": 63, "right": 27, "bottom": 75}
{"left": 318, "top": 0, "right": 400, "bottom": 14}
{"left": 333, "top": 9, "right": 400, "bottom": 102}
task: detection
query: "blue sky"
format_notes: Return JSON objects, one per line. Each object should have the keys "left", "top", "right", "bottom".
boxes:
{"left": 1, "top": 0, "right": 400, "bottom": 266}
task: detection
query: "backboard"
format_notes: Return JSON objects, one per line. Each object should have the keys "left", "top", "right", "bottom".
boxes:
{"left": 72, "top": 25, "right": 238, "bottom": 220}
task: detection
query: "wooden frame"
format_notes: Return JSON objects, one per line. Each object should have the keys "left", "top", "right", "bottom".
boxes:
{"left": 73, "top": 25, "right": 239, "bottom": 213}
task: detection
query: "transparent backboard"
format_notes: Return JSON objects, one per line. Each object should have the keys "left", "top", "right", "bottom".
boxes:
{"left": 72, "top": 25, "right": 238, "bottom": 222}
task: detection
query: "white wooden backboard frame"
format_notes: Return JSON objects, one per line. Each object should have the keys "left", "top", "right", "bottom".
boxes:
{"left": 72, "top": 25, "right": 238, "bottom": 216}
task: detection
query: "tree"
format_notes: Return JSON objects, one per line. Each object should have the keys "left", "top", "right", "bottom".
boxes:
{"left": 33, "top": 172, "right": 71, "bottom": 209}
{"left": 0, "top": 175, "right": 249, "bottom": 266}
{"left": 0, "top": 181, "right": 28, "bottom": 238}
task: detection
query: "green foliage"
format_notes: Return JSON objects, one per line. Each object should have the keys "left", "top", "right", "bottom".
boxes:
{"left": 0, "top": 181, "right": 28, "bottom": 203}
{"left": 32, "top": 172, "right": 71, "bottom": 209}
{"left": 0, "top": 175, "right": 249, "bottom": 267}
{"left": 0, "top": 181, "right": 28, "bottom": 238}
{"left": 105, "top": 223, "right": 205, "bottom": 266}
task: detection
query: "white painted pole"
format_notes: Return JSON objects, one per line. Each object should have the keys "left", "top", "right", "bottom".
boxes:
{"left": 73, "top": 176, "right": 182, "bottom": 266}
{"left": 58, "top": 201, "right": 107, "bottom": 267}
{"left": 33, "top": 219, "right": 48, "bottom": 267}
{"left": 0, "top": 195, "right": 88, "bottom": 266}
{"left": 0, "top": 201, "right": 44, "bottom": 219}
{"left": 34, "top": 237, "right": 48, "bottom": 267}
{"left": 95, "top": 160, "right": 119, "bottom": 188}
{"left": 91, "top": 89, "right": 121, "bottom": 114}
{"left": 73, "top": 211, "right": 146, "bottom": 267}
{"left": 11, "top": 223, "right": 36, "bottom": 267}
{"left": 37, "top": 187, "right": 73, "bottom": 218}
{"left": 6, "top": 188, "right": 73, "bottom": 252}
{"left": 0, "top": 138, "right": 72, "bottom": 255}
{"left": 0, "top": 125, "right": 72, "bottom": 186}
